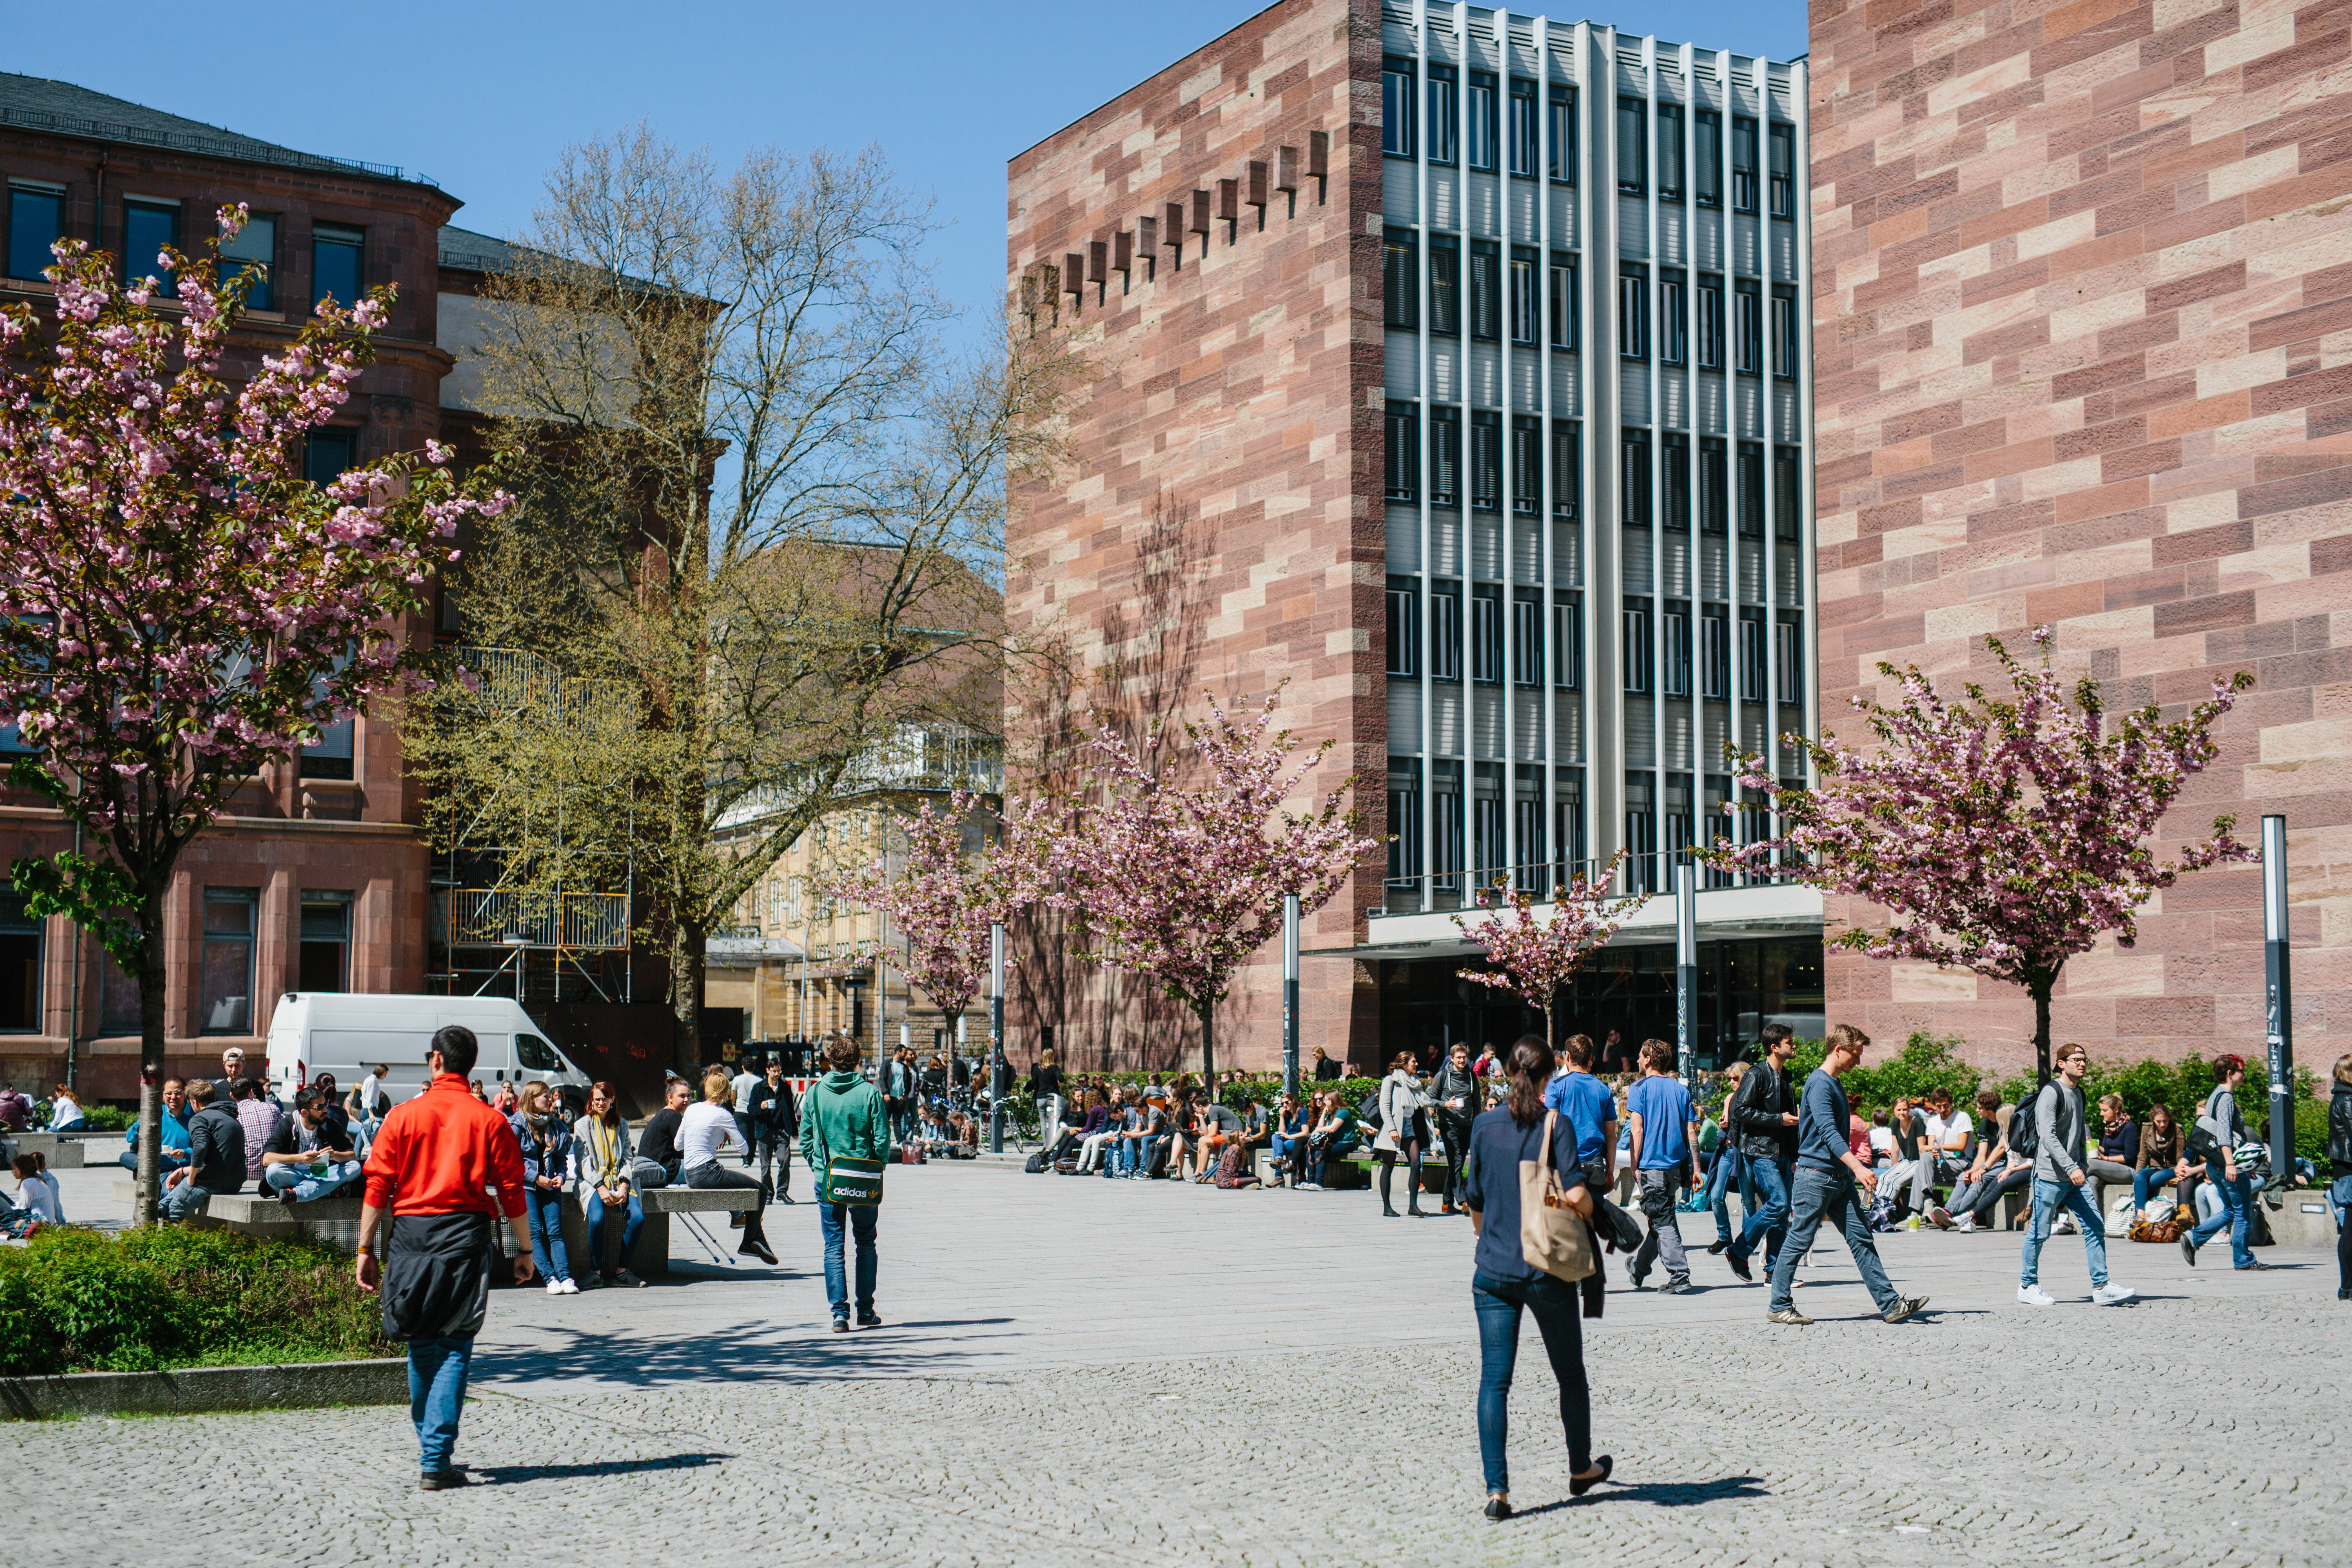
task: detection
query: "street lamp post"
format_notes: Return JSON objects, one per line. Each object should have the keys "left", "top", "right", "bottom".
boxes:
{"left": 2262, "top": 814, "right": 2293, "bottom": 1184}
{"left": 1674, "top": 862, "right": 1697, "bottom": 1082}
{"left": 1282, "top": 893, "right": 1301, "bottom": 1102}
{"left": 988, "top": 920, "right": 1007, "bottom": 1154}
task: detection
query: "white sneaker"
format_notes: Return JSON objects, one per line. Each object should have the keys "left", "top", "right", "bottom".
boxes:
{"left": 1953, "top": 1216, "right": 1979, "bottom": 1233}
{"left": 545, "top": 1279, "right": 566, "bottom": 1296}
{"left": 2017, "top": 1283, "right": 2057, "bottom": 1306}
{"left": 1299, "top": 1182, "right": 1323, "bottom": 1191}
{"left": 2052, "top": 1216, "right": 2077, "bottom": 1235}
{"left": 558, "top": 1278, "right": 580, "bottom": 1295}
{"left": 2091, "top": 1282, "right": 2136, "bottom": 1306}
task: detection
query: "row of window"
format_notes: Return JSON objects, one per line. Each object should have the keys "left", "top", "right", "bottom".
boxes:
{"left": 1377, "top": 60, "right": 1797, "bottom": 218}
{"left": 6, "top": 185, "right": 368, "bottom": 311}
{"left": 1620, "top": 601, "right": 1804, "bottom": 703}
{"left": 0, "top": 889, "right": 352, "bottom": 1035}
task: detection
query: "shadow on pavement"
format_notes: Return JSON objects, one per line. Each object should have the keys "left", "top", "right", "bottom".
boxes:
{"left": 469, "top": 1453, "right": 729, "bottom": 1485}
{"left": 472, "top": 1318, "right": 1024, "bottom": 1388}
{"left": 1517, "top": 1474, "right": 1768, "bottom": 1513}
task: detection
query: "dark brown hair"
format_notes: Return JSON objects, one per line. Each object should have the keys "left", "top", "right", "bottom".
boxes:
{"left": 1562, "top": 1033, "right": 1595, "bottom": 1069}
{"left": 1506, "top": 1036, "right": 1555, "bottom": 1126}
{"left": 1639, "top": 1038, "right": 1675, "bottom": 1072}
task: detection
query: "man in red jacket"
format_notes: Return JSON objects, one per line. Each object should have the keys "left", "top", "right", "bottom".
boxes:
{"left": 356, "top": 1025, "right": 532, "bottom": 1490}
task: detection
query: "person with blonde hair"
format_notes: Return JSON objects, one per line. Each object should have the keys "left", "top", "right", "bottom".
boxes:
{"left": 1766, "top": 1025, "right": 1926, "bottom": 1327}
{"left": 682, "top": 1068, "right": 777, "bottom": 1265}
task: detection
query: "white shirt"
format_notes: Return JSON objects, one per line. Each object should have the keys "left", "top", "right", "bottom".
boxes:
{"left": 1925, "top": 1110, "right": 1973, "bottom": 1152}
{"left": 14, "top": 1171, "right": 62, "bottom": 1223}
{"left": 48, "top": 1096, "right": 85, "bottom": 1129}
{"left": 731, "top": 1071, "right": 760, "bottom": 1113}
{"left": 680, "top": 1102, "right": 740, "bottom": 1169}
{"left": 1868, "top": 1126, "right": 1895, "bottom": 1158}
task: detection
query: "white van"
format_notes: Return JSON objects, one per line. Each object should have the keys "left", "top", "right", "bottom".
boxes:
{"left": 265, "top": 993, "right": 591, "bottom": 1106}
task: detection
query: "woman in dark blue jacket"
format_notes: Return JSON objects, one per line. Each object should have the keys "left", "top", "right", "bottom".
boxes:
{"left": 511, "top": 1082, "right": 577, "bottom": 1294}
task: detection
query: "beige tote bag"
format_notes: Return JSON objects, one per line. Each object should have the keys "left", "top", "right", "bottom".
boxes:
{"left": 1520, "top": 1109, "right": 1597, "bottom": 1282}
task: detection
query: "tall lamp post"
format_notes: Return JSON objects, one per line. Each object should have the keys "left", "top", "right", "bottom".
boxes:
{"left": 987, "top": 920, "right": 1007, "bottom": 1154}
{"left": 2262, "top": 814, "right": 2293, "bottom": 1183}
{"left": 1674, "top": 862, "right": 1697, "bottom": 1082}
{"left": 1282, "top": 893, "right": 1301, "bottom": 1101}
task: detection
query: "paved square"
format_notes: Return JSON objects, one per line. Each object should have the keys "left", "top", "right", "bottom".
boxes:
{"left": 15, "top": 1158, "right": 2343, "bottom": 1566}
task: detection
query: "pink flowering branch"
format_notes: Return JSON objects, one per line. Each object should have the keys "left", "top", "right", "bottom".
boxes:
{"left": 1454, "top": 850, "right": 1641, "bottom": 1049}
{"left": 1702, "top": 629, "right": 2254, "bottom": 1079}
{"left": 0, "top": 209, "right": 510, "bottom": 1221}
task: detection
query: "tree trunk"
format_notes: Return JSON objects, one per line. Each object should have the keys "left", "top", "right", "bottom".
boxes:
{"left": 131, "top": 889, "right": 167, "bottom": 1227}
{"left": 669, "top": 923, "right": 705, "bottom": 1074}
{"left": 2029, "top": 975, "right": 2055, "bottom": 1087}
{"left": 1196, "top": 998, "right": 1216, "bottom": 1082}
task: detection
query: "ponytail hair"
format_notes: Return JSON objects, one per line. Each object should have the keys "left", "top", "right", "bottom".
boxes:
{"left": 1505, "top": 1034, "right": 1555, "bottom": 1127}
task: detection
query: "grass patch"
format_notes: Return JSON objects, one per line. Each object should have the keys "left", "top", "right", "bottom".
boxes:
{"left": 0, "top": 1226, "right": 392, "bottom": 1377}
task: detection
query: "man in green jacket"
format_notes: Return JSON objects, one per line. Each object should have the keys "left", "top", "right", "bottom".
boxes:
{"left": 800, "top": 1034, "right": 891, "bottom": 1332}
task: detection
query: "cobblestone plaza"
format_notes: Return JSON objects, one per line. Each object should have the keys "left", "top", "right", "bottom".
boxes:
{"left": 12, "top": 1160, "right": 2343, "bottom": 1567}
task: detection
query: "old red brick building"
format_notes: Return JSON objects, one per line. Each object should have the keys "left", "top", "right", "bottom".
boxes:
{"left": 1807, "top": 0, "right": 2350, "bottom": 1067}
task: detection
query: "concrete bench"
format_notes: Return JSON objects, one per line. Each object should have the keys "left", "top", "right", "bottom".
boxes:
{"left": 4, "top": 1132, "right": 85, "bottom": 1168}
{"left": 112, "top": 1180, "right": 362, "bottom": 1246}
{"left": 543, "top": 1184, "right": 764, "bottom": 1281}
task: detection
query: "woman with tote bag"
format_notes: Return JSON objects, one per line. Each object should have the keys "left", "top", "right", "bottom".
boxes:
{"left": 1461, "top": 1035, "right": 1615, "bottom": 1522}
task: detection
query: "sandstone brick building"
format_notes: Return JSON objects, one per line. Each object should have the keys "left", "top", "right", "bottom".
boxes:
{"left": 1006, "top": 0, "right": 1825, "bottom": 1073}
{"left": 1808, "top": 0, "right": 2351, "bottom": 1067}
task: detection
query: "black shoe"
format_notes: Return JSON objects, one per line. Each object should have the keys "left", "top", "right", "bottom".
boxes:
{"left": 1383, "top": 1206, "right": 1400, "bottom": 1218}
{"left": 279, "top": 1188, "right": 299, "bottom": 1208}
{"left": 1408, "top": 1205, "right": 1428, "bottom": 1218}
{"left": 418, "top": 1470, "right": 470, "bottom": 1492}
{"left": 831, "top": 1316, "right": 849, "bottom": 1333}
{"left": 1882, "top": 1295, "right": 1930, "bottom": 1324}
{"left": 1727, "top": 1252, "right": 1753, "bottom": 1283}
{"left": 856, "top": 1312, "right": 883, "bottom": 1329}
{"left": 2236, "top": 1260, "right": 2272, "bottom": 1271}
{"left": 740, "top": 1240, "right": 777, "bottom": 1265}
{"left": 1484, "top": 1494, "right": 1513, "bottom": 1522}
{"left": 781, "top": 1192, "right": 795, "bottom": 1204}
{"left": 2338, "top": 1289, "right": 2349, "bottom": 1300}
{"left": 1707, "top": 1238, "right": 1731, "bottom": 1255}
{"left": 2180, "top": 1235, "right": 2198, "bottom": 1266}
{"left": 1570, "top": 1456, "right": 1613, "bottom": 1496}
{"left": 1628, "top": 1272, "right": 1648, "bottom": 1290}
{"left": 1658, "top": 1278, "right": 1693, "bottom": 1294}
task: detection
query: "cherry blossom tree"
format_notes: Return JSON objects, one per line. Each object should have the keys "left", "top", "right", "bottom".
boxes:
{"left": 822, "top": 789, "right": 1051, "bottom": 1042}
{"left": 1048, "top": 693, "right": 1380, "bottom": 1079}
{"left": 1707, "top": 629, "right": 2253, "bottom": 1082}
{"left": 0, "top": 214, "right": 508, "bottom": 1221}
{"left": 1454, "top": 851, "right": 1641, "bottom": 1051}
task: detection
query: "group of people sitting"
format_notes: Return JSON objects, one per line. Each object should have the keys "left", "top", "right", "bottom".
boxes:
{"left": 1025, "top": 1067, "right": 1382, "bottom": 1191}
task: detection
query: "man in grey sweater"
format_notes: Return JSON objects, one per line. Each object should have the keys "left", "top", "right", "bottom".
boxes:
{"left": 1767, "top": 1025, "right": 1927, "bottom": 1327}
{"left": 2017, "top": 1042, "right": 2136, "bottom": 1306}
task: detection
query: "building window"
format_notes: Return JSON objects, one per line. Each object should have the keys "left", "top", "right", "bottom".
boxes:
{"left": 1556, "top": 773, "right": 1588, "bottom": 873}
{"left": 1772, "top": 290, "right": 1800, "bottom": 378}
{"left": 1514, "top": 794, "right": 1546, "bottom": 889}
{"left": 1385, "top": 402, "right": 1418, "bottom": 502}
{"left": 1512, "top": 594, "right": 1544, "bottom": 687}
{"left": 1386, "top": 580, "right": 1419, "bottom": 676}
{"left": 312, "top": 223, "right": 364, "bottom": 312}
{"left": 1552, "top": 598, "right": 1584, "bottom": 689}
{"left": 1433, "top": 773, "right": 1465, "bottom": 892}
{"left": 1615, "top": 99, "right": 1646, "bottom": 193}
{"left": 1775, "top": 445, "right": 1804, "bottom": 541}
{"left": 1427, "top": 65, "right": 1459, "bottom": 166}
{"left": 1468, "top": 72, "right": 1499, "bottom": 171}
{"left": 1700, "top": 438, "right": 1728, "bottom": 534}
{"left": 1624, "top": 600, "right": 1653, "bottom": 694}
{"left": 124, "top": 199, "right": 179, "bottom": 295}
{"left": 1508, "top": 79, "right": 1539, "bottom": 177}
{"left": 1508, "top": 250, "right": 1537, "bottom": 343}
{"left": 1473, "top": 782, "right": 1506, "bottom": 880}
{"left": 306, "top": 427, "right": 358, "bottom": 486}
{"left": 1383, "top": 60, "right": 1416, "bottom": 158}
{"left": 7, "top": 185, "right": 64, "bottom": 282}
{"left": 1732, "top": 116, "right": 1759, "bottom": 212}
{"left": 1621, "top": 432, "right": 1649, "bottom": 527}
{"left": 1776, "top": 619, "right": 1804, "bottom": 708}
{"left": 101, "top": 947, "right": 140, "bottom": 1036}
{"left": 1470, "top": 412, "right": 1502, "bottom": 511}
{"left": 1659, "top": 272, "right": 1687, "bottom": 365}
{"left": 1383, "top": 229, "right": 1417, "bottom": 329}
{"left": 1430, "top": 583, "right": 1462, "bottom": 680}
{"left": 1735, "top": 284, "right": 1762, "bottom": 374}
{"left": 299, "top": 891, "right": 352, "bottom": 993}
{"left": 1657, "top": 106, "right": 1685, "bottom": 200}
{"left": 1738, "top": 442, "right": 1766, "bottom": 538}
{"left": 1429, "top": 237, "right": 1460, "bottom": 335}
{"left": 1701, "top": 609, "right": 1730, "bottom": 698}
{"left": 1768, "top": 122, "right": 1795, "bottom": 217}
{"left": 1697, "top": 276, "right": 1724, "bottom": 369}
{"left": 1663, "top": 606, "right": 1693, "bottom": 697}
{"left": 1625, "top": 775, "right": 1658, "bottom": 891}
{"left": 1695, "top": 109, "right": 1722, "bottom": 207}
{"left": 0, "top": 895, "right": 40, "bottom": 1032}
{"left": 200, "top": 889, "right": 257, "bottom": 1035}
{"left": 301, "top": 640, "right": 356, "bottom": 780}
{"left": 1548, "top": 255, "right": 1578, "bottom": 350}
{"left": 1470, "top": 587, "right": 1503, "bottom": 684}
{"left": 1510, "top": 416, "right": 1542, "bottom": 514}
{"left": 1469, "top": 243, "right": 1500, "bottom": 341}
{"left": 220, "top": 214, "right": 276, "bottom": 310}
{"left": 1663, "top": 432, "right": 1690, "bottom": 532}
{"left": 1547, "top": 86, "right": 1578, "bottom": 181}
{"left": 1551, "top": 420, "right": 1581, "bottom": 519}
{"left": 1740, "top": 615, "right": 1766, "bottom": 702}
{"left": 1619, "top": 269, "right": 1647, "bottom": 360}
{"left": 1388, "top": 761, "right": 1423, "bottom": 887}
{"left": 1430, "top": 406, "right": 1461, "bottom": 507}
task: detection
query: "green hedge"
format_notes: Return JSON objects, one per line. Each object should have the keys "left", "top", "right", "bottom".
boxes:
{"left": 80, "top": 1105, "right": 133, "bottom": 1133}
{"left": 0, "top": 1225, "right": 392, "bottom": 1377}
{"left": 1059, "top": 1071, "right": 1381, "bottom": 1116}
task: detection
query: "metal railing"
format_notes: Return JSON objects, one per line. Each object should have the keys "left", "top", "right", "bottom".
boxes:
{"left": 1376, "top": 845, "right": 1805, "bottom": 916}
{"left": 0, "top": 104, "right": 436, "bottom": 187}
{"left": 433, "top": 889, "right": 630, "bottom": 951}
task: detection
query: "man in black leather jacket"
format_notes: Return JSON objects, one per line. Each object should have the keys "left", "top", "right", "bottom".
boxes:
{"left": 1431, "top": 1042, "right": 1482, "bottom": 1216}
{"left": 1724, "top": 1024, "right": 1800, "bottom": 1283}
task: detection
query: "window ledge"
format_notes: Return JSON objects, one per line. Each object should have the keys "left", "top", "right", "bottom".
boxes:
{"left": 300, "top": 777, "right": 364, "bottom": 792}
{"left": 3, "top": 278, "right": 55, "bottom": 294}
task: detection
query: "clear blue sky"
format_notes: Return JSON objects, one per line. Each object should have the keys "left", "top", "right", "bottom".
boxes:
{"left": 10, "top": 0, "right": 1806, "bottom": 335}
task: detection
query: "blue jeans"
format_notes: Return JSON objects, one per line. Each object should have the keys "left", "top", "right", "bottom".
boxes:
{"left": 585, "top": 1188, "right": 644, "bottom": 1275}
{"left": 408, "top": 1335, "right": 473, "bottom": 1475}
{"left": 525, "top": 1187, "right": 572, "bottom": 1283}
{"left": 1729, "top": 1154, "right": 1790, "bottom": 1265}
{"left": 2187, "top": 1157, "right": 2254, "bottom": 1267}
{"left": 2132, "top": 1167, "right": 2178, "bottom": 1208}
{"left": 2020, "top": 1178, "right": 2109, "bottom": 1288}
{"left": 1769, "top": 1165, "right": 1900, "bottom": 1315}
{"left": 158, "top": 1180, "right": 215, "bottom": 1223}
{"left": 1706, "top": 1146, "right": 1750, "bottom": 1243}
{"left": 265, "top": 1160, "right": 363, "bottom": 1203}
{"left": 820, "top": 1200, "right": 878, "bottom": 1319}
{"left": 1471, "top": 1271, "right": 1590, "bottom": 1495}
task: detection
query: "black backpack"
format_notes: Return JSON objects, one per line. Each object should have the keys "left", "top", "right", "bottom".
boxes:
{"left": 1357, "top": 1089, "right": 1383, "bottom": 1130}
{"left": 2008, "top": 1084, "right": 2046, "bottom": 1163}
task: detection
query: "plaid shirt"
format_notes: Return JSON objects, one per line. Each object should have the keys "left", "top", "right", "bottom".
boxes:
{"left": 236, "top": 1096, "right": 284, "bottom": 1180}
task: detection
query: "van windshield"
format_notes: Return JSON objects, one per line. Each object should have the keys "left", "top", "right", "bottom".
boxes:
{"left": 517, "top": 1034, "right": 560, "bottom": 1071}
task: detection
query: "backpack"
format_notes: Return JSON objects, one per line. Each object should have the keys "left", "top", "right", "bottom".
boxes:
{"left": 2186, "top": 1086, "right": 2234, "bottom": 1163}
{"left": 1357, "top": 1090, "right": 1383, "bottom": 1130}
{"left": 2007, "top": 1086, "right": 2045, "bottom": 1163}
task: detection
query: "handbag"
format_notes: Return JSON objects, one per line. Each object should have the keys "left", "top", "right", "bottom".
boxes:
{"left": 1519, "top": 1110, "right": 1597, "bottom": 1283}
{"left": 814, "top": 1115, "right": 885, "bottom": 1207}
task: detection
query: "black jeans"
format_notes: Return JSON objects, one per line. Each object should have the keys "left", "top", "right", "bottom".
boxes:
{"left": 1438, "top": 1114, "right": 1474, "bottom": 1207}
{"left": 684, "top": 1161, "right": 767, "bottom": 1248}
{"left": 1472, "top": 1271, "right": 1591, "bottom": 1495}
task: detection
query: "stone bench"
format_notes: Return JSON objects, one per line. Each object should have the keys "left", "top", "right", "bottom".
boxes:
{"left": 539, "top": 1184, "right": 764, "bottom": 1281}
{"left": 3, "top": 1132, "right": 85, "bottom": 1168}
{"left": 112, "top": 1180, "right": 362, "bottom": 1246}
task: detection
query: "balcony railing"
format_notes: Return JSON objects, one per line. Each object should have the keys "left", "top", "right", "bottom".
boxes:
{"left": 1376, "top": 846, "right": 1805, "bottom": 916}
{"left": 434, "top": 889, "right": 630, "bottom": 951}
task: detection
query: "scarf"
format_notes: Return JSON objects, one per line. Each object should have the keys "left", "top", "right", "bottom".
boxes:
{"left": 588, "top": 1118, "right": 625, "bottom": 1184}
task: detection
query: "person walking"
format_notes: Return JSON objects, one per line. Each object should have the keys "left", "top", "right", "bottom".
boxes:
{"left": 731, "top": 1057, "right": 764, "bottom": 1169}
{"left": 1432, "top": 1042, "right": 1482, "bottom": 1216}
{"left": 1543, "top": 1033, "right": 1619, "bottom": 1193}
{"left": 572, "top": 1082, "right": 646, "bottom": 1288}
{"left": 1312, "top": 1045, "right": 1345, "bottom": 1082}
{"left": 510, "top": 1082, "right": 577, "bottom": 1295}
{"left": 1030, "top": 1049, "right": 1065, "bottom": 1145}
{"left": 682, "top": 1070, "right": 779, "bottom": 1265}
{"left": 2016, "top": 1043, "right": 2137, "bottom": 1307}
{"left": 1376, "top": 1050, "right": 1432, "bottom": 1218}
{"left": 1765, "top": 1025, "right": 1927, "bottom": 1326}
{"left": 1625, "top": 1040, "right": 1700, "bottom": 1294}
{"left": 1703, "top": 1063, "right": 1751, "bottom": 1254}
{"left": 355, "top": 1025, "right": 534, "bottom": 1491}
{"left": 1461, "top": 1034, "right": 1612, "bottom": 1521}
{"left": 802, "top": 1033, "right": 891, "bottom": 1332}
{"left": 884, "top": 1047, "right": 917, "bottom": 1144}
{"left": 2328, "top": 1053, "right": 2352, "bottom": 1300}
{"left": 1724, "top": 1025, "right": 1799, "bottom": 1283}
{"left": 749, "top": 1058, "right": 800, "bottom": 1205}
{"left": 2181, "top": 1055, "right": 2263, "bottom": 1272}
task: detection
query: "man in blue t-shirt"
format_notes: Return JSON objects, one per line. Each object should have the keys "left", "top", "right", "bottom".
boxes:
{"left": 1542, "top": 1033, "right": 1619, "bottom": 1189}
{"left": 1626, "top": 1039, "right": 1701, "bottom": 1292}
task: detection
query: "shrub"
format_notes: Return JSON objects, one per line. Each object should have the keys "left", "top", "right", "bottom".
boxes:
{"left": 0, "top": 1225, "right": 392, "bottom": 1377}
{"left": 80, "top": 1105, "right": 133, "bottom": 1133}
